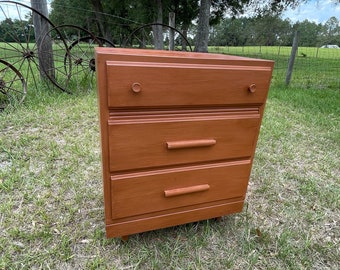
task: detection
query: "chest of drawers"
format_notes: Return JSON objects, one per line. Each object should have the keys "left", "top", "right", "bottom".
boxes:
{"left": 95, "top": 48, "right": 274, "bottom": 239}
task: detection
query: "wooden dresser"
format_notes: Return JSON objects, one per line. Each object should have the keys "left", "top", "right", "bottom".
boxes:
{"left": 95, "top": 48, "right": 274, "bottom": 239}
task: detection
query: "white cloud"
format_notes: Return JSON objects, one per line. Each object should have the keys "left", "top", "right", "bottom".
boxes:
{"left": 0, "top": 0, "right": 51, "bottom": 21}
{"left": 283, "top": 0, "right": 340, "bottom": 23}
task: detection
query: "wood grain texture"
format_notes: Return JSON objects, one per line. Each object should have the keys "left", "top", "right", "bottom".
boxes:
{"left": 106, "top": 61, "right": 272, "bottom": 108}
{"left": 108, "top": 114, "right": 259, "bottom": 171}
{"left": 95, "top": 48, "right": 274, "bottom": 238}
{"left": 96, "top": 47, "right": 274, "bottom": 67}
{"left": 110, "top": 160, "right": 251, "bottom": 219}
{"left": 164, "top": 184, "right": 211, "bottom": 197}
{"left": 166, "top": 139, "right": 216, "bottom": 150}
{"left": 105, "top": 200, "right": 245, "bottom": 238}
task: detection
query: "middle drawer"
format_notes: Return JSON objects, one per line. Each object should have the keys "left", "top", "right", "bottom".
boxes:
{"left": 108, "top": 113, "right": 260, "bottom": 172}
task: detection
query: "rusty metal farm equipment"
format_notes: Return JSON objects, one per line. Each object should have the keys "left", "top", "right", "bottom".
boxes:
{"left": 0, "top": 1, "right": 192, "bottom": 109}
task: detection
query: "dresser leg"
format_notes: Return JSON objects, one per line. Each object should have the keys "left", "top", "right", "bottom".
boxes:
{"left": 121, "top": 235, "right": 129, "bottom": 241}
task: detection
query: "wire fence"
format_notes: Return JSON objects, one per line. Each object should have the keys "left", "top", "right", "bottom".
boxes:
{"left": 210, "top": 46, "right": 340, "bottom": 90}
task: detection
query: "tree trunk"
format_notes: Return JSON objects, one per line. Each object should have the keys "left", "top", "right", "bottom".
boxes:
{"left": 194, "top": 0, "right": 211, "bottom": 52}
{"left": 30, "top": 0, "right": 54, "bottom": 79}
{"left": 181, "top": 24, "right": 189, "bottom": 51}
{"left": 90, "top": 0, "right": 112, "bottom": 42}
{"left": 152, "top": 0, "right": 163, "bottom": 50}
{"left": 169, "top": 12, "right": 175, "bottom": 51}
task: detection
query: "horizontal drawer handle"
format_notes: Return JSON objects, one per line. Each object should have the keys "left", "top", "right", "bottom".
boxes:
{"left": 164, "top": 184, "right": 210, "bottom": 198}
{"left": 166, "top": 139, "right": 216, "bottom": 150}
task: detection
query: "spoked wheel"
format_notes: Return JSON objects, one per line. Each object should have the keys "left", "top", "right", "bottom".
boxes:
{"left": 124, "top": 23, "right": 192, "bottom": 51}
{"left": 41, "top": 25, "right": 114, "bottom": 92}
{"left": 66, "top": 35, "right": 115, "bottom": 91}
{"left": 0, "top": 1, "right": 60, "bottom": 91}
{"left": 0, "top": 59, "right": 27, "bottom": 110}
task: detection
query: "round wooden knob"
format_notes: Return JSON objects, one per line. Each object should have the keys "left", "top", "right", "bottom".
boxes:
{"left": 131, "top": 82, "right": 142, "bottom": 93}
{"left": 248, "top": 84, "right": 256, "bottom": 93}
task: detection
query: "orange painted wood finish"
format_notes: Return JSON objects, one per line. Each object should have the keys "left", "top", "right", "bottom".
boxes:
{"left": 95, "top": 48, "right": 274, "bottom": 239}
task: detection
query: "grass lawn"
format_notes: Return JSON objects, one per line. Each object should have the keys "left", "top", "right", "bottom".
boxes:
{"left": 1, "top": 70, "right": 339, "bottom": 268}
{"left": 210, "top": 46, "right": 340, "bottom": 91}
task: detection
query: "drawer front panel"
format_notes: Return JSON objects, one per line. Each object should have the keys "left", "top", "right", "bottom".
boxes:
{"left": 110, "top": 161, "right": 251, "bottom": 219}
{"left": 108, "top": 115, "right": 260, "bottom": 171}
{"left": 106, "top": 61, "right": 272, "bottom": 108}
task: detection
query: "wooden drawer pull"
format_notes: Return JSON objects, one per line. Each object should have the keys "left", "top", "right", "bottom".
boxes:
{"left": 164, "top": 184, "right": 210, "bottom": 198}
{"left": 131, "top": 82, "right": 142, "bottom": 93}
{"left": 166, "top": 139, "right": 216, "bottom": 150}
{"left": 248, "top": 83, "right": 256, "bottom": 93}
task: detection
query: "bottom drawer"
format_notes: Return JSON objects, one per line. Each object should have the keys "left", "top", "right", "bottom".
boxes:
{"left": 106, "top": 200, "right": 244, "bottom": 238}
{"left": 110, "top": 160, "right": 251, "bottom": 219}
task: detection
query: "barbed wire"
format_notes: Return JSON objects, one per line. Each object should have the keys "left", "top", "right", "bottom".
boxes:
{"left": 1, "top": 0, "right": 143, "bottom": 25}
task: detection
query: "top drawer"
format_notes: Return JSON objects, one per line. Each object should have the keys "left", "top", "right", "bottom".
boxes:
{"left": 106, "top": 61, "right": 272, "bottom": 108}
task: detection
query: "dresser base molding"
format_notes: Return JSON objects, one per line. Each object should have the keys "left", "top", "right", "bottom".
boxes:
{"left": 105, "top": 200, "right": 244, "bottom": 238}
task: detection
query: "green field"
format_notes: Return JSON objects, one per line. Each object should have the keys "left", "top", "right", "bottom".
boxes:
{"left": 210, "top": 46, "right": 340, "bottom": 90}
{"left": 1, "top": 43, "right": 339, "bottom": 103}
{"left": 210, "top": 46, "right": 340, "bottom": 58}
{"left": 1, "top": 46, "right": 339, "bottom": 269}
{"left": 0, "top": 40, "right": 98, "bottom": 102}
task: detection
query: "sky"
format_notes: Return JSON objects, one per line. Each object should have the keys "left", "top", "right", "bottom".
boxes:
{"left": 282, "top": 0, "right": 340, "bottom": 23}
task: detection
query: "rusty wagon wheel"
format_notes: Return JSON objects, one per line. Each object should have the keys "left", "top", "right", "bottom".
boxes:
{"left": 124, "top": 23, "right": 192, "bottom": 52}
{"left": 40, "top": 24, "right": 115, "bottom": 92}
{"left": 64, "top": 35, "right": 115, "bottom": 91}
{"left": 0, "top": 59, "right": 27, "bottom": 110}
{"left": 0, "top": 1, "right": 67, "bottom": 92}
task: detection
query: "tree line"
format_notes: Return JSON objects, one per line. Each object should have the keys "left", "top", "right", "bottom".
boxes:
{"left": 0, "top": 18, "right": 35, "bottom": 43}
{"left": 0, "top": 1, "right": 339, "bottom": 50}
{"left": 210, "top": 16, "right": 340, "bottom": 47}
{"left": 47, "top": 0, "right": 315, "bottom": 51}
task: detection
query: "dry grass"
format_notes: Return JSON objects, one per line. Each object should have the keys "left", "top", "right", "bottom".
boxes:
{"left": 0, "top": 84, "right": 339, "bottom": 269}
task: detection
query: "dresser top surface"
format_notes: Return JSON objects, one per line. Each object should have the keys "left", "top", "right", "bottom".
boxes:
{"left": 95, "top": 48, "right": 274, "bottom": 67}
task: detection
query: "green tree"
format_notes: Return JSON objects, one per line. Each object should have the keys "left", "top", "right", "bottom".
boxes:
{"left": 170, "top": 0, "right": 199, "bottom": 50}
{"left": 50, "top": 0, "right": 132, "bottom": 45}
{"left": 251, "top": 13, "right": 293, "bottom": 45}
{"left": 210, "top": 17, "right": 252, "bottom": 46}
{"left": 210, "top": 15, "right": 293, "bottom": 46}
{"left": 0, "top": 18, "right": 35, "bottom": 42}
{"left": 321, "top": 16, "right": 340, "bottom": 45}
{"left": 49, "top": 0, "right": 327, "bottom": 51}
{"left": 50, "top": 0, "right": 92, "bottom": 28}
{"left": 194, "top": 0, "right": 307, "bottom": 52}
{"left": 294, "top": 20, "right": 323, "bottom": 46}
